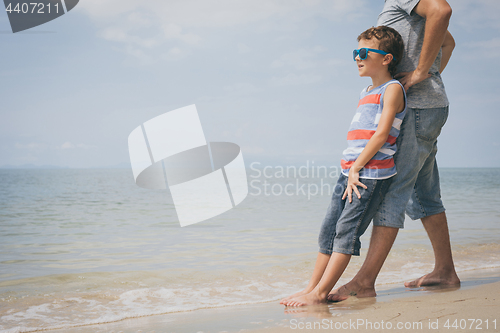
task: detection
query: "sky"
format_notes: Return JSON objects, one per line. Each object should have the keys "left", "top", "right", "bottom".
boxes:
{"left": 1, "top": 0, "right": 499, "bottom": 169}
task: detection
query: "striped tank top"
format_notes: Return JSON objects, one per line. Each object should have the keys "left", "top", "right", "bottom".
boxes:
{"left": 341, "top": 79, "right": 407, "bottom": 179}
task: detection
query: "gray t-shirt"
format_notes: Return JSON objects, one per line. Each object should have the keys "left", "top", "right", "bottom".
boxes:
{"left": 377, "top": 0, "right": 449, "bottom": 108}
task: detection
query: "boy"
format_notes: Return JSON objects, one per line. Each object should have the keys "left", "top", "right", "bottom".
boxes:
{"left": 281, "top": 26, "right": 406, "bottom": 306}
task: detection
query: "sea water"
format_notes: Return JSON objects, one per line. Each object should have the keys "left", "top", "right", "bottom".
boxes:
{"left": 0, "top": 167, "right": 499, "bottom": 332}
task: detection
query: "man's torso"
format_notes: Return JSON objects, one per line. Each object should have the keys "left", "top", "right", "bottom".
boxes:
{"left": 377, "top": 0, "right": 449, "bottom": 109}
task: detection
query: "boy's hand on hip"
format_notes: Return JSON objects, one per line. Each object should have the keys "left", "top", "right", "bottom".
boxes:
{"left": 343, "top": 170, "right": 367, "bottom": 203}
{"left": 395, "top": 70, "right": 432, "bottom": 91}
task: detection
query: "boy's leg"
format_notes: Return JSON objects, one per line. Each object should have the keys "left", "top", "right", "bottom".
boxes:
{"left": 328, "top": 225, "right": 398, "bottom": 301}
{"left": 280, "top": 176, "right": 347, "bottom": 303}
{"left": 279, "top": 252, "right": 330, "bottom": 304}
{"left": 284, "top": 252, "right": 351, "bottom": 306}
{"left": 285, "top": 178, "right": 391, "bottom": 306}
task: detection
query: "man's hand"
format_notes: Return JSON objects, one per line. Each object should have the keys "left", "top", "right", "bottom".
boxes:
{"left": 399, "top": 0, "right": 452, "bottom": 91}
{"left": 343, "top": 169, "right": 367, "bottom": 203}
{"left": 394, "top": 70, "right": 432, "bottom": 91}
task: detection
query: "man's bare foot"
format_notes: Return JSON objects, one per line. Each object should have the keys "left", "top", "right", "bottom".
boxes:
{"left": 404, "top": 270, "right": 460, "bottom": 288}
{"left": 327, "top": 282, "right": 376, "bottom": 302}
{"left": 283, "top": 290, "right": 326, "bottom": 307}
{"left": 280, "top": 289, "right": 312, "bottom": 305}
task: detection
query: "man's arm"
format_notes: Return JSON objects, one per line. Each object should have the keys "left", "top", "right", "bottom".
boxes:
{"left": 396, "top": 0, "right": 452, "bottom": 90}
{"left": 440, "top": 30, "right": 455, "bottom": 73}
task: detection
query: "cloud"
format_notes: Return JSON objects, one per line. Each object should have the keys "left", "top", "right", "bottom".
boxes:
{"left": 271, "top": 46, "right": 325, "bottom": 70}
{"left": 80, "top": 0, "right": 367, "bottom": 28}
{"left": 268, "top": 46, "right": 338, "bottom": 87}
{"left": 269, "top": 73, "right": 322, "bottom": 86}
{"left": 15, "top": 142, "right": 48, "bottom": 150}
{"left": 223, "top": 82, "right": 260, "bottom": 96}
{"left": 242, "top": 145, "right": 265, "bottom": 155}
{"left": 61, "top": 141, "right": 74, "bottom": 149}
{"left": 162, "top": 46, "right": 191, "bottom": 61}
{"left": 80, "top": 0, "right": 367, "bottom": 63}
{"left": 162, "top": 23, "right": 201, "bottom": 44}
{"left": 237, "top": 43, "right": 251, "bottom": 54}
{"left": 464, "top": 37, "right": 500, "bottom": 59}
{"left": 450, "top": 0, "right": 500, "bottom": 30}
{"left": 460, "top": 37, "right": 500, "bottom": 62}
{"left": 101, "top": 27, "right": 160, "bottom": 48}
{"left": 60, "top": 142, "right": 94, "bottom": 150}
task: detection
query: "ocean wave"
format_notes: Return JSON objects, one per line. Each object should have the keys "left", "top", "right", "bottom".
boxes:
{"left": 0, "top": 269, "right": 304, "bottom": 333}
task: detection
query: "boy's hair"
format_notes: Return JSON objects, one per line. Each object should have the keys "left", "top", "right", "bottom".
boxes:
{"left": 357, "top": 26, "right": 404, "bottom": 77}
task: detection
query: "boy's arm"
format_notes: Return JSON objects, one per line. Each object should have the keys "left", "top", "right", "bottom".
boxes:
{"left": 440, "top": 30, "right": 455, "bottom": 73}
{"left": 344, "top": 84, "right": 405, "bottom": 203}
{"left": 395, "top": 0, "right": 452, "bottom": 90}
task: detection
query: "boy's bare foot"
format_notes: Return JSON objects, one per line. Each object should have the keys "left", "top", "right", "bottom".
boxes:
{"left": 404, "top": 270, "right": 460, "bottom": 288}
{"left": 283, "top": 290, "right": 326, "bottom": 307}
{"left": 327, "top": 282, "right": 376, "bottom": 302}
{"left": 280, "top": 289, "right": 312, "bottom": 305}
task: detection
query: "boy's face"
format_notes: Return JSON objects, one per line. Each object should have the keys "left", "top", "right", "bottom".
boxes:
{"left": 356, "top": 38, "right": 388, "bottom": 78}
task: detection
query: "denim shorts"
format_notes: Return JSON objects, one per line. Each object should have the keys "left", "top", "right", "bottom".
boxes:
{"left": 318, "top": 174, "right": 392, "bottom": 256}
{"left": 373, "top": 107, "right": 449, "bottom": 228}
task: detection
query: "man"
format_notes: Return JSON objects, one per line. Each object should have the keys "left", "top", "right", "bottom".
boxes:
{"left": 328, "top": 0, "right": 460, "bottom": 301}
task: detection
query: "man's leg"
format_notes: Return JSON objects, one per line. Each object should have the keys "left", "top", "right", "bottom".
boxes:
{"left": 403, "top": 115, "right": 460, "bottom": 287}
{"left": 405, "top": 211, "right": 460, "bottom": 287}
{"left": 328, "top": 225, "right": 398, "bottom": 301}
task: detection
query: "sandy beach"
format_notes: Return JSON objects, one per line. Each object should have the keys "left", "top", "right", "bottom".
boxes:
{"left": 254, "top": 275, "right": 500, "bottom": 333}
{"left": 47, "top": 268, "right": 500, "bottom": 333}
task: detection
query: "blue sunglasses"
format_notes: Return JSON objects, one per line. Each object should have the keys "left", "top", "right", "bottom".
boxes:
{"left": 353, "top": 48, "right": 389, "bottom": 61}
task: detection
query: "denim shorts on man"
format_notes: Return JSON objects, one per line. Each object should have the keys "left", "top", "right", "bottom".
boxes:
{"left": 373, "top": 107, "right": 449, "bottom": 228}
{"left": 318, "top": 174, "right": 392, "bottom": 256}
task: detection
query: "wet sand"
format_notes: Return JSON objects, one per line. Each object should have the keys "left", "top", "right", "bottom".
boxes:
{"left": 48, "top": 267, "right": 500, "bottom": 333}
